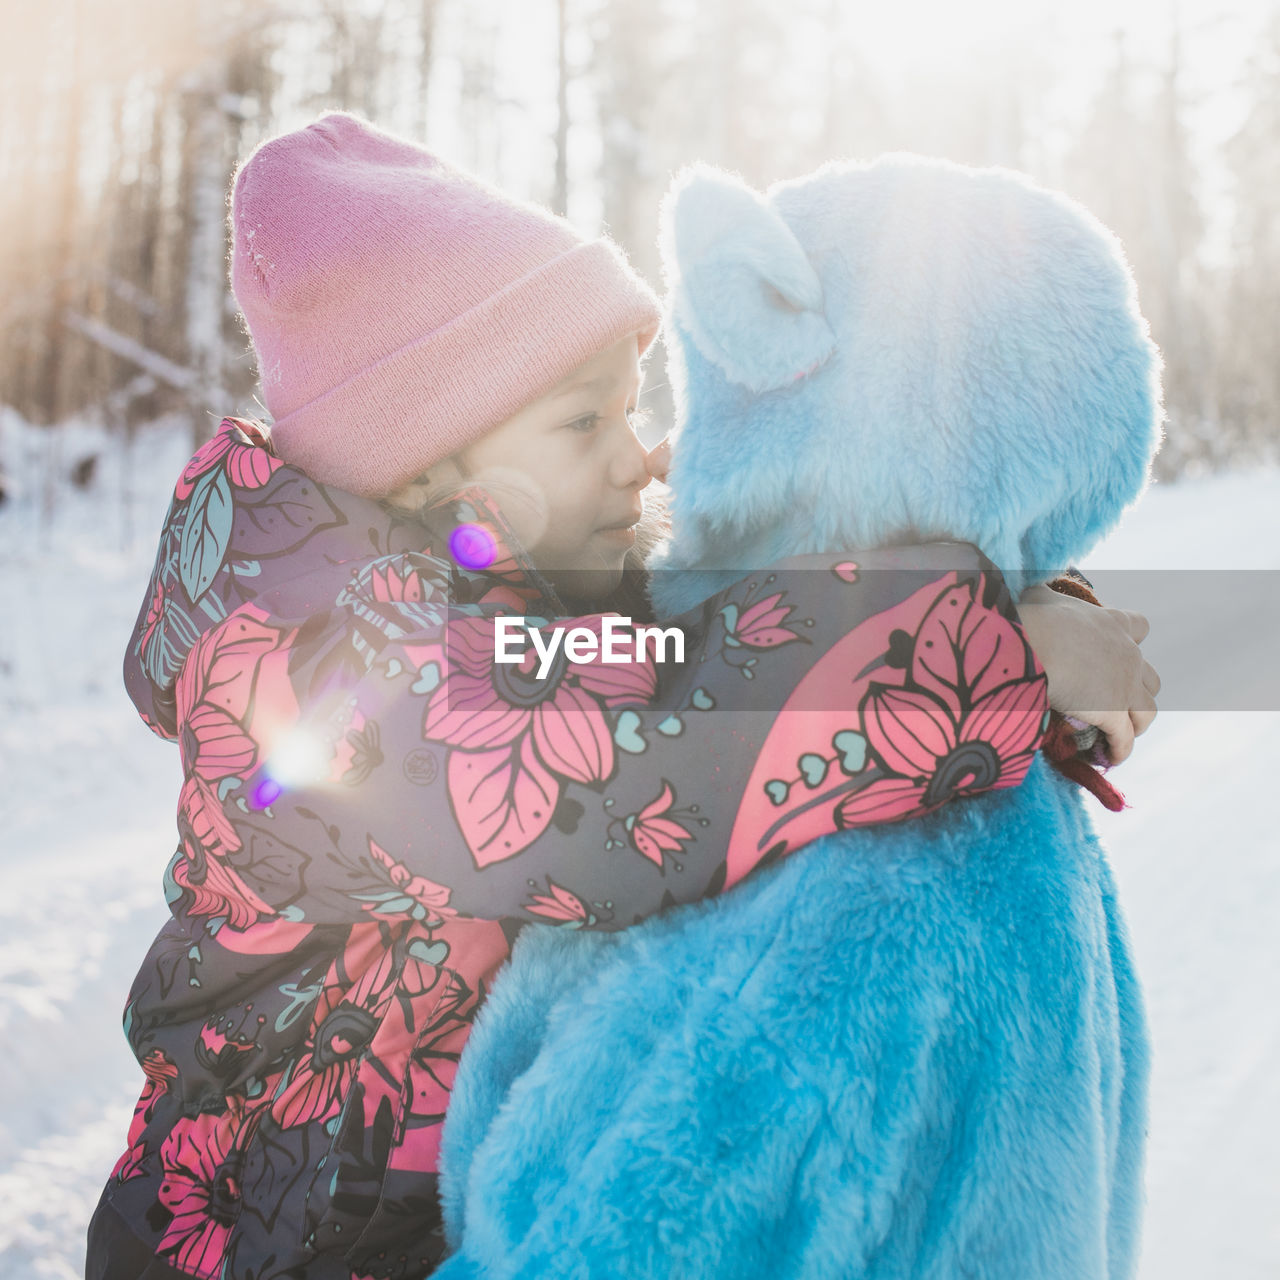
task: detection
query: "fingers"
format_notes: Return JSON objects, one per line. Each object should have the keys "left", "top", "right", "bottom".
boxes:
{"left": 1141, "top": 659, "right": 1162, "bottom": 697}
{"left": 1096, "top": 710, "right": 1135, "bottom": 765}
{"left": 1024, "top": 591, "right": 1159, "bottom": 767}
{"left": 1087, "top": 670, "right": 1158, "bottom": 767}
{"left": 1130, "top": 685, "right": 1159, "bottom": 738}
{"left": 1082, "top": 671, "right": 1158, "bottom": 769}
{"left": 1102, "top": 609, "right": 1159, "bottom": 756}
{"left": 1105, "top": 607, "right": 1150, "bottom": 644}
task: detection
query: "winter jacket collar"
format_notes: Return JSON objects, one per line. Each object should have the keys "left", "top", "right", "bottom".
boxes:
{"left": 125, "top": 416, "right": 564, "bottom": 740}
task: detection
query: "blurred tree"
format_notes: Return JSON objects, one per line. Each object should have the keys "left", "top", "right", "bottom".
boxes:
{"left": 324, "top": 1, "right": 388, "bottom": 119}
{"left": 1064, "top": 27, "right": 1211, "bottom": 479}
{"left": 817, "top": 0, "right": 889, "bottom": 165}
{"left": 0, "top": 0, "right": 1273, "bottom": 485}
{"left": 685, "top": 0, "right": 791, "bottom": 185}
{"left": 419, "top": 0, "right": 441, "bottom": 140}
{"left": 589, "top": 0, "right": 672, "bottom": 274}
{"left": 553, "top": 0, "right": 570, "bottom": 216}
{"left": 178, "top": 4, "right": 236, "bottom": 452}
{"left": 458, "top": 0, "right": 503, "bottom": 179}
{"left": 1221, "top": 9, "right": 1280, "bottom": 467}
{"left": 43, "top": 0, "right": 86, "bottom": 429}
{"left": 1146, "top": 22, "right": 1214, "bottom": 476}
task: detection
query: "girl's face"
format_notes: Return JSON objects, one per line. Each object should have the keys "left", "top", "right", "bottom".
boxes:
{"left": 454, "top": 336, "right": 657, "bottom": 601}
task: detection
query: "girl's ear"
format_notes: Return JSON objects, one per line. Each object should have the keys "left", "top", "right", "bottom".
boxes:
{"left": 659, "top": 165, "right": 836, "bottom": 393}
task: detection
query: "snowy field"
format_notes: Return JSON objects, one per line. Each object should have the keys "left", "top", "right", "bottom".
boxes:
{"left": 0, "top": 412, "right": 1277, "bottom": 1279}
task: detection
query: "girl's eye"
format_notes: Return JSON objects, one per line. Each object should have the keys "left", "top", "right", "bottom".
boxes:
{"left": 564, "top": 406, "right": 648, "bottom": 434}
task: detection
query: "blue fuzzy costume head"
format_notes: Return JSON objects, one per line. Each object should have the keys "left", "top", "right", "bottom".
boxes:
{"left": 650, "top": 155, "right": 1164, "bottom": 607}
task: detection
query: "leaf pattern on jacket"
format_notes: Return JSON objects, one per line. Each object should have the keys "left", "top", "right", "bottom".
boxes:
{"left": 97, "top": 417, "right": 1048, "bottom": 1279}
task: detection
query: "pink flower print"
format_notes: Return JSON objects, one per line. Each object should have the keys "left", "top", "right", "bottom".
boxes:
{"left": 139, "top": 708, "right": 168, "bottom": 740}
{"left": 111, "top": 1132, "right": 150, "bottom": 1183}
{"left": 723, "top": 571, "right": 1043, "bottom": 887}
{"left": 909, "top": 582, "right": 1038, "bottom": 720}
{"left": 369, "top": 560, "right": 428, "bottom": 604}
{"left": 360, "top": 837, "right": 457, "bottom": 924}
{"left": 569, "top": 615, "right": 661, "bottom": 707}
{"left": 213, "top": 915, "right": 315, "bottom": 957}
{"left": 111, "top": 1050, "right": 180, "bottom": 1182}
{"left": 389, "top": 965, "right": 481, "bottom": 1175}
{"left": 174, "top": 418, "right": 282, "bottom": 500}
{"left": 155, "top": 1103, "right": 248, "bottom": 1279}
{"left": 111, "top": 1128, "right": 150, "bottom": 1183}
{"left": 142, "top": 1046, "right": 180, "bottom": 1088}
{"left": 196, "top": 1020, "right": 257, "bottom": 1076}
{"left": 173, "top": 830, "right": 274, "bottom": 929}
{"left": 174, "top": 608, "right": 299, "bottom": 855}
{"left": 717, "top": 584, "right": 812, "bottom": 678}
{"left": 446, "top": 739, "right": 561, "bottom": 868}
{"left": 424, "top": 614, "right": 657, "bottom": 867}
{"left": 623, "top": 780, "right": 698, "bottom": 868}
{"left": 174, "top": 431, "right": 230, "bottom": 501}
{"left": 270, "top": 1007, "right": 371, "bottom": 1129}
{"left": 722, "top": 591, "right": 806, "bottom": 650}
{"left": 178, "top": 774, "right": 243, "bottom": 861}
{"left": 345, "top": 916, "right": 507, "bottom": 1177}
{"left": 836, "top": 585, "right": 1047, "bottom": 827}
{"left": 476, "top": 582, "right": 536, "bottom": 611}
{"left": 140, "top": 574, "right": 166, "bottom": 656}
{"left": 176, "top": 611, "right": 291, "bottom": 781}
{"left": 271, "top": 930, "right": 399, "bottom": 1130}
{"left": 525, "top": 877, "right": 594, "bottom": 924}
{"left": 423, "top": 617, "right": 536, "bottom": 751}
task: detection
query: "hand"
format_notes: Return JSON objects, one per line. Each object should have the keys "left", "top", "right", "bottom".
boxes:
{"left": 1017, "top": 584, "right": 1161, "bottom": 765}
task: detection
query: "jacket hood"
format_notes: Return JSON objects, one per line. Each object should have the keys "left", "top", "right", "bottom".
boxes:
{"left": 123, "top": 416, "right": 556, "bottom": 741}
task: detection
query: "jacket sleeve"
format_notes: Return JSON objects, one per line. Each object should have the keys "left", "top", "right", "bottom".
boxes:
{"left": 175, "top": 543, "right": 1048, "bottom": 931}
{"left": 120, "top": 491, "right": 185, "bottom": 743}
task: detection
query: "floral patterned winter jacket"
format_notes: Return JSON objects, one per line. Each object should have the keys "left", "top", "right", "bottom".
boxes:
{"left": 94, "top": 417, "right": 1050, "bottom": 1280}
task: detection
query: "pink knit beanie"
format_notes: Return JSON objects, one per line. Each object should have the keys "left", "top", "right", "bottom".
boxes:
{"left": 229, "top": 112, "right": 662, "bottom": 498}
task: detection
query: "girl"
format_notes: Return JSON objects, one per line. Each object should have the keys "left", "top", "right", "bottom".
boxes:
{"left": 85, "top": 112, "right": 1157, "bottom": 1280}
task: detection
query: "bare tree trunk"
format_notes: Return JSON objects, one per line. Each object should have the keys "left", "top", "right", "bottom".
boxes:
{"left": 39, "top": 0, "right": 83, "bottom": 532}
{"left": 552, "top": 0, "right": 569, "bottom": 216}
{"left": 458, "top": 4, "right": 500, "bottom": 178}
{"left": 181, "top": 30, "right": 232, "bottom": 453}
{"left": 419, "top": 0, "right": 438, "bottom": 139}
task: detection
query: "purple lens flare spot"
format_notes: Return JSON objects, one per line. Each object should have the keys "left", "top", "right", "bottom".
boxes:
{"left": 251, "top": 777, "right": 283, "bottom": 810}
{"left": 450, "top": 523, "right": 496, "bottom": 570}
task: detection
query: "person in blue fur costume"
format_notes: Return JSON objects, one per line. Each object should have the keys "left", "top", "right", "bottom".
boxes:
{"left": 431, "top": 155, "right": 1162, "bottom": 1280}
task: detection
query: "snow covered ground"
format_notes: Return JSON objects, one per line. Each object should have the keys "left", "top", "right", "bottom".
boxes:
{"left": 0, "top": 413, "right": 1277, "bottom": 1279}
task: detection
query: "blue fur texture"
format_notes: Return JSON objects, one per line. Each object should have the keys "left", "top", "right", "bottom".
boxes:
{"left": 435, "top": 157, "right": 1160, "bottom": 1279}
{"left": 650, "top": 157, "right": 1162, "bottom": 603}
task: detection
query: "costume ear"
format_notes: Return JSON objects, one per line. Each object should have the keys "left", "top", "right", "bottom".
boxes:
{"left": 659, "top": 165, "right": 836, "bottom": 393}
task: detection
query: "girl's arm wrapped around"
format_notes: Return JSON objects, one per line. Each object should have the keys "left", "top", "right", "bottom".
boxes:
{"left": 124, "top": 419, "right": 1049, "bottom": 935}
